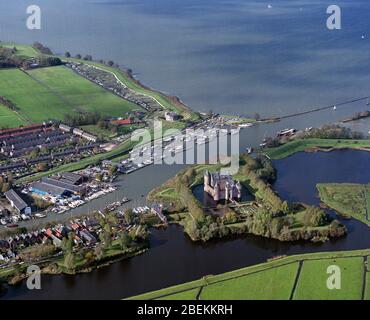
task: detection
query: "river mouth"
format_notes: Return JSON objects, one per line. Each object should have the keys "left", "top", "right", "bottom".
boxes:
{"left": 2, "top": 149, "right": 370, "bottom": 300}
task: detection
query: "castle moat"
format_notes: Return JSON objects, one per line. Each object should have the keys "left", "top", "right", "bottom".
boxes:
{"left": 2, "top": 149, "right": 370, "bottom": 300}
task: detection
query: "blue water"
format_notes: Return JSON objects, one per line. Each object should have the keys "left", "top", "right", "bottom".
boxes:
{"left": 1, "top": 0, "right": 370, "bottom": 117}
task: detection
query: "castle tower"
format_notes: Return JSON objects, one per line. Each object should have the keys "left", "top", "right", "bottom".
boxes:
{"left": 225, "top": 182, "right": 230, "bottom": 201}
{"left": 236, "top": 181, "right": 242, "bottom": 199}
{"left": 210, "top": 172, "right": 215, "bottom": 187}
{"left": 204, "top": 170, "right": 210, "bottom": 190}
{"left": 214, "top": 182, "right": 220, "bottom": 201}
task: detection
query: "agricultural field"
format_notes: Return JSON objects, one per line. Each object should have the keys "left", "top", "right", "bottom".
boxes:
{"left": 2, "top": 43, "right": 39, "bottom": 57}
{"left": 129, "top": 249, "right": 370, "bottom": 300}
{"left": 265, "top": 139, "right": 370, "bottom": 160}
{"left": 200, "top": 262, "right": 298, "bottom": 300}
{"left": 62, "top": 57, "right": 197, "bottom": 120}
{"left": 317, "top": 183, "right": 369, "bottom": 225}
{"left": 0, "top": 68, "right": 68, "bottom": 123}
{"left": 28, "top": 66, "right": 139, "bottom": 117}
{"left": 0, "top": 66, "right": 139, "bottom": 127}
{"left": 293, "top": 257, "right": 364, "bottom": 300}
{"left": 0, "top": 103, "right": 26, "bottom": 128}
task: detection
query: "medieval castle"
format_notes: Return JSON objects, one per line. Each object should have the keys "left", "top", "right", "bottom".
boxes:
{"left": 204, "top": 170, "right": 242, "bottom": 202}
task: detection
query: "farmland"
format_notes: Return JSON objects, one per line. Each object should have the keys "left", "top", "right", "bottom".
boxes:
{"left": 0, "top": 68, "right": 67, "bottom": 123}
{"left": 0, "top": 66, "right": 139, "bottom": 126}
{"left": 0, "top": 103, "right": 26, "bottom": 128}
{"left": 2, "top": 43, "right": 39, "bottom": 58}
{"left": 293, "top": 257, "right": 364, "bottom": 300}
{"left": 27, "top": 66, "right": 139, "bottom": 116}
{"left": 129, "top": 249, "right": 370, "bottom": 300}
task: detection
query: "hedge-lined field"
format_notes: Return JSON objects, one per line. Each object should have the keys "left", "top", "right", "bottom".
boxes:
{"left": 129, "top": 249, "right": 370, "bottom": 300}
{"left": 0, "top": 66, "right": 138, "bottom": 126}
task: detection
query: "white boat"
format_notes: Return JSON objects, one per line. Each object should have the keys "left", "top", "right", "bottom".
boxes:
{"left": 333, "top": 105, "right": 337, "bottom": 110}
{"left": 238, "top": 123, "right": 253, "bottom": 128}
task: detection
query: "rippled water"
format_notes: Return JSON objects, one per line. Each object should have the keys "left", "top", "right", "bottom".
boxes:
{"left": 1, "top": 0, "right": 370, "bottom": 117}
{"left": 2, "top": 150, "right": 370, "bottom": 299}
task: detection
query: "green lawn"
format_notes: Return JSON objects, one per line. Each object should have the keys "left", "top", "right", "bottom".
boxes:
{"left": 0, "top": 66, "right": 139, "bottom": 126}
{"left": 0, "top": 103, "right": 27, "bottom": 128}
{"left": 129, "top": 249, "right": 370, "bottom": 300}
{"left": 293, "top": 257, "right": 364, "bottom": 300}
{"left": 61, "top": 57, "right": 197, "bottom": 120}
{"left": 200, "top": 262, "right": 298, "bottom": 300}
{"left": 80, "top": 124, "right": 117, "bottom": 139}
{"left": 317, "top": 183, "right": 369, "bottom": 225}
{"left": 265, "top": 139, "right": 370, "bottom": 160}
{"left": 0, "top": 68, "right": 68, "bottom": 123}
{"left": 2, "top": 42, "right": 39, "bottom": 57}
{"left": 28, "top": 66, "right": 139, "bottom": 117}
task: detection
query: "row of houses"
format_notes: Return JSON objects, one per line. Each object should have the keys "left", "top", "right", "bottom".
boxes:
{"left": 0, "top": 218, "right": 100, "bottom": 262}
{"left": 59, "top": 124, "right": 98, "bottom": 142}
{"left": 0, "top": 143, "right": 100, "bottom": 174}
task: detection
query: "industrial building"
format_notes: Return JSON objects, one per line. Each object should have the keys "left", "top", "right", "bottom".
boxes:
{"left": 30, "top": 175, "right": 86, "bottom": 198}
{"left": 4, "top": 189, "right": 32, "bottom": 214}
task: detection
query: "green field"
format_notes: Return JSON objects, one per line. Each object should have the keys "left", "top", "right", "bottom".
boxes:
{"left": 317, "top": 183, "right": 369, "bottom": 225}
{"left": 2, "top": 42, "right": 39, "bottom": 58}
{"left": 201, "top": 263, "right": 298, "bottom": 300}
{"left": 265, "top": 139, "right": 370, "bottom": 160}
{"left": 28, "top": 66, "right": 138, "bottom": 116}
{"left": 129, "top": 249, "right": 370, "bottom": 300}
{"left": 0, "top": 68, "right": 67, "bottom": 123}
{"left": 293, "top": 257, "right": 364, "bottom": 300}
{"left": 0, "top": 103, "right": 26, "bottom": 128}
{"left": 62, "top": 57, "right": 197, "bottom": 120}
{"left": 0, "top": 66, "right": 139, "bottom": 126}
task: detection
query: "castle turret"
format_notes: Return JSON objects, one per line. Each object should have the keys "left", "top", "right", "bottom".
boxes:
{"left": 225, "top": 182, "right": 230, "bottom": 201}
{"left": 204, "top": 170, "right": 210, "bottom": 190}
{"left": 214, "top": 182, "right": 220, "bottom": 201}
{"left": 236, "top": 181, "right": 242, "bottom": 199}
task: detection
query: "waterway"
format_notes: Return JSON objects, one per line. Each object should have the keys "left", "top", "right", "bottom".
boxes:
{"left": 3, "top": 149, "right": 370, "bottom": 299}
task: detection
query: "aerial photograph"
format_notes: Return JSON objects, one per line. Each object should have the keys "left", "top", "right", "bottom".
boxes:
{"left": 0, "top": 0, "right": 370, "bottom": 306}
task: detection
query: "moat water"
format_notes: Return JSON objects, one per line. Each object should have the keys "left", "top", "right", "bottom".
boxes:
{"left": 2, "top": 149, "right": 370, "bottom": 300}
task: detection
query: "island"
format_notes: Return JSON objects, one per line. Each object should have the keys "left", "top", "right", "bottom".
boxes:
{"left": 147, "top": 154, "right": 346, "bottom": 243}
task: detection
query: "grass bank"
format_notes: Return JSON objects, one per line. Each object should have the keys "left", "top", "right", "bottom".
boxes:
{"left": 265, "top": 139, "right": 370, "bottom": 160}
{"left": 317, "top": 183, "right": 370, "bottom": 226}
{"left": 128, "top": 249, "right": 370, "bottom": 300}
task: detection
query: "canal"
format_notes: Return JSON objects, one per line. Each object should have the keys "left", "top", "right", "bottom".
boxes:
{"left": 3, "top": 149, "right": 370, "bottom": 299}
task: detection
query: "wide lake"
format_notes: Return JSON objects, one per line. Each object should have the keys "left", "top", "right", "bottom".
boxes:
{"left": 2, "top": 0, "right": 370, "bottom": 118}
